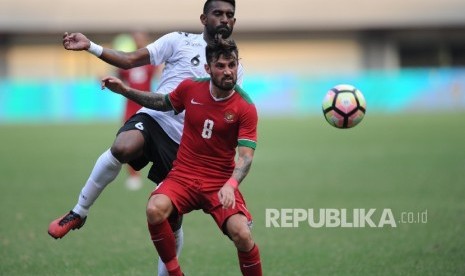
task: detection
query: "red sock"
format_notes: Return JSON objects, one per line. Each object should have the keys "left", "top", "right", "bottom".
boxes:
{"left": 147, "top": 220, "right": 183, "bottom": 276}
{"left": 238, "top": 244, "right": 262, "bottom": 276}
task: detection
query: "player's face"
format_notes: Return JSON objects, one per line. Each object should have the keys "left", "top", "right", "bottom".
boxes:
{"left": 206, "top": 54, "right": 238, "bottom": 91}
{"left": 201, "top": 1, "right": 236, "bottom": 39}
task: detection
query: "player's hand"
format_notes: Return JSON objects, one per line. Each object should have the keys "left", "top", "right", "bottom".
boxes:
{"left": 218, "top": 183, "right": 236, "bottom": 209}
{"left": 63, "top": 32, "right": 90, "bottom": 51}
{"left": 101, "top": 76, "right": 127, "bottom": 94}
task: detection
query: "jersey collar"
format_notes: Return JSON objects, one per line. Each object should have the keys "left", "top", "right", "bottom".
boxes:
{"left": 209, "top": 81, "right": 235, "bottom": 101}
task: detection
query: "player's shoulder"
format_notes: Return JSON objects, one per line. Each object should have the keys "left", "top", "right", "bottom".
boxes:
{"left": 234, "top": 85, "right": 254, "bottom": 105}
{"left": 174, "top": 31, "right": 201, "bottom": 38}
{"left": 179, "top": 77, "right": 210, "bottom": 88}
{"left": 165, "top": 32, "right": 203, "bottom": 42}
{"left": 151, "top": 31, "right": 202, "bottom": 48}
{"left": 192, "top": 77, "right": 210, "bottom": 83}
{"left": 158, "top": 32, "right": 204, "bottom": 53}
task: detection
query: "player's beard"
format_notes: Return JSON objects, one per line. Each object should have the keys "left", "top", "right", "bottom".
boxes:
{"left": 212, "top": 75, "right": 236, "bottom": 91}
{"left": 207, "top": 25, "right": 233, "bottom": 40}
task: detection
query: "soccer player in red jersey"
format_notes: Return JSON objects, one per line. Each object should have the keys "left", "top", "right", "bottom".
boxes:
{"left": 102, "top": 38, "right": 262, "bottom": 276}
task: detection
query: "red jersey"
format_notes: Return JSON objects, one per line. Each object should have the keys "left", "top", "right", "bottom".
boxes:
{"left": 166, "top": 78, "right": 258, "bottom": 188}
{"left": 118, "top": 65, "right": 158, "bottom": 120}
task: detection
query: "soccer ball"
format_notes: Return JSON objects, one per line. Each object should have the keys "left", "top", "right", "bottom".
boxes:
{"left": 322, "top": 84, "right": 366, "bottom": 129}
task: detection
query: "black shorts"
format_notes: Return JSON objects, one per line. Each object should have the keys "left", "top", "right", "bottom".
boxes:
{"left": 117, "top": 113, "right": 179, "bottom": 184}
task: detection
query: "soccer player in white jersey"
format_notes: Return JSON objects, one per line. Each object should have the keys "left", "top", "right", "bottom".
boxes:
{"left": 48, "top": 1, "right": 241, "bottom": 275}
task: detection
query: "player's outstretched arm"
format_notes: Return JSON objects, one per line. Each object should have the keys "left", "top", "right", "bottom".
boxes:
{"left": 101, "top": 76, "right": 172, "bottom": 111}
{"left": 62, "top": 32, "right": 151, "bottom": 70}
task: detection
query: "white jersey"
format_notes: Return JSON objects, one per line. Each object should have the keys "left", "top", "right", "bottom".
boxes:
{"left": 139, "top": 32, "right": 244, "bottom": 144}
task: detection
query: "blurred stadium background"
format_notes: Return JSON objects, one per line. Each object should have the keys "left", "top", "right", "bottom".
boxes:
{"left": 1, "top": 0, "right": 465, "bottom": 121}
{"left": 1, "top": 1, "right": 465, "bottom": 275}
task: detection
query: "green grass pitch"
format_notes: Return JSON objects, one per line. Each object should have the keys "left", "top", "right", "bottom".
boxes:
{"left": 1, "top": 113, "right": 464, "bottom": 275}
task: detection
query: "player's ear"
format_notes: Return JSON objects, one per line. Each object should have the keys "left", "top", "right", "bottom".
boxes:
{"left": 200, "top": 14, "right": 207, "bottom": 26}
{"left": 204, "top": 63, "right": 211, "bottom": 74}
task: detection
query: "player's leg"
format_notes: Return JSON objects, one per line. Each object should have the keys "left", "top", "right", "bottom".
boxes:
{"left": 209, "top": 189, "right": 262, "bottom": 276}
{"left": 74, "top": 128, "right": 145, "bottom": 214}
{"left": 224, "top": 214, "right": 262, "bottom": 276}
{"left": 149, "top": 174, "right": 197, "bottom": 276}
{"left": 146, "top": 193, "right": 183, "bottom": 276}
{"left": 140, "top": 118, "right": 184, "bottom": 276}
{"left": 158, "top": 214, "right": 184, "bottom": 276}
{"left": 48, "top": 115, "right": 147, "bottom": 239}
{"left": 124, "top": 102, "right": 143, "bottom": 190}
{"left": 114, "top": 127, "right": 146, "bottom": 191}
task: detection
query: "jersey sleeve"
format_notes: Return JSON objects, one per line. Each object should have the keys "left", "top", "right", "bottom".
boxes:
{"left": 145, "top": 32, "right": 180, "bottom": 66}
{"left": 167, "top": 79, "right": 191, "bottom": 114}
{"left": 237, "top": 63, "right": 244, "bottom": 86}
{"left": 238, "top": 103, "right": 258, "bottom": 149}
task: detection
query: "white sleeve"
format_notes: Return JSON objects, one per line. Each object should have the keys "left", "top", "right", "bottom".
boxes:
{"left": 237, "top": 63, "right": 245, "bottom": 86}
{"left": 145, "top": 32, "right": 180, "bottom": 66}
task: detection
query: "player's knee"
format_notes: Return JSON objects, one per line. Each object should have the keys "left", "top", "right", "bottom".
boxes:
{"left": 146, "top": 204, "right": 166, "bottom": 225}
{"left": 229, "top": 224, "right": 253, "bottom": 249}
{"left": 111, "top": 131, "right": 144, "bottom": 163}
{"left": 146, "top": 195, "right": 172, "bottom": 225}
{"left": 110, "top": 143, "right": 131, "bottom": 163}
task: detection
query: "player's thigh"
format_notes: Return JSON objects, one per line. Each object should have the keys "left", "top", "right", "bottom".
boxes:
{"left": 207, "top": 189, "right": 252, "bottom": 233}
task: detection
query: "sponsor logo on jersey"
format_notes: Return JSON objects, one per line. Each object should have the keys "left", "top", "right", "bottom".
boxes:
{"left": 185, "top": 41, "right": 203, "bottom": 47}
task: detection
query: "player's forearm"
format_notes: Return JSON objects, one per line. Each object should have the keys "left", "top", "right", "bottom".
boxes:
{"left": 121, "top": 87, "right": 171, "bottom": 111}
{"left": 232, "top": 154, "right": 253, "bottom": 184}
{"left": 64, "top": 32, "right": 148, "bottom": 69}
{"left": 99, "top": 49, "right": 148, "bottom": 70}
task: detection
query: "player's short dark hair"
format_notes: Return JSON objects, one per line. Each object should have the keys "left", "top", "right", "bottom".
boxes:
{"left": 206, "top": 38, "right": 238, "bottom": 64}
{"left": 203, "top": 0, "right": 235, "bottom": 14}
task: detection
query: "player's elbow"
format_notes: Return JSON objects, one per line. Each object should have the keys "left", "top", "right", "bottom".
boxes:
{"left": 119, "top": 63, "right": 133, "bottom": 70}
{"left": 119, "top": 56, "right": 137, "bottom": 70}
{"left": 121, "top": 49, "right": 149, "bottom": 69}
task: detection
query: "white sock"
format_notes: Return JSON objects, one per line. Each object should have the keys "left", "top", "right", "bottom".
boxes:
{"left": 72, "top": 149, "right": 122, "bottom": 217}
{"left": 157, "top": 226, "right": 184, "bottom": 276}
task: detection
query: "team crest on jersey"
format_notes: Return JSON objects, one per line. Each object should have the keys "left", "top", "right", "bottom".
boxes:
{"left": 224, "top": 109, "right": 237, "bottom": 123}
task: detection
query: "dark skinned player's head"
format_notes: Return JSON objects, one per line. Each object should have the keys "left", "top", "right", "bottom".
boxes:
{"left": 201, "top": 0, "right": 236, "bottom": 39}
